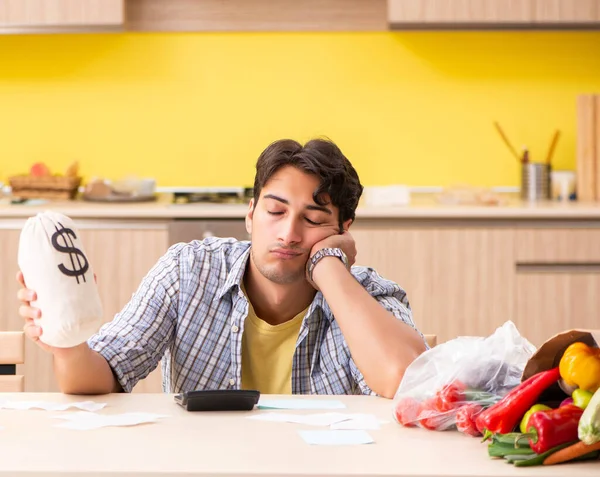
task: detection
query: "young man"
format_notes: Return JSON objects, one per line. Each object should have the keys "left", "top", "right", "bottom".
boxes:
{"left": 17, "top": 138, "right": 427, "bottom": 398}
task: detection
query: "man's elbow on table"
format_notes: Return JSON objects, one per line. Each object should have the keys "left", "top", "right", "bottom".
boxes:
{"left": 376, "top": 338, "right": 427, "bottom": 399}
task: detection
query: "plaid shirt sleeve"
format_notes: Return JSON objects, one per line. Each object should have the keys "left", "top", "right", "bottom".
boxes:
{"left": 87, "top": 243, "right": 183, "bottom": 392}
{"left": 348, "top": 266, "right": 427, "bottom": 396}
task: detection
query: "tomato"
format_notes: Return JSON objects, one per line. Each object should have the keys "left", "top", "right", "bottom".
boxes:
{"left": 456, "top": 403, "right": 483, "bottom": 437}
{"left": 394, "top": 396, "right": 420, "bottom": 427}
{"left": 418, "top": 398, "right": 447, "bottom": 430}
{"left": 434, "top": 380, "right": 466, "bottom": 412}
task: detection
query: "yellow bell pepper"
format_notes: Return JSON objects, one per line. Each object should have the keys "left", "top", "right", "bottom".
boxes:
{"left": 559, "top": 342, "right": 600, "bottom": 394}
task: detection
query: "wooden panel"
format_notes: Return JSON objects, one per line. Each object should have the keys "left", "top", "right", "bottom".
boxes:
{"left": 351, "top": 224, "right": 515, "bottom": 344}
{"left": 424, "top": 334, "right": 437, "bottom": 347}
{"left": 596, "top": 95, "right": 600, "bottom": 202}
{"left": 534, "top": 0, "right": 599, "bottom": 22}
{"left": 0, "top": 331, "right": 24, "bottom": 364}
{"left": 126, "top": 0, "right": 387, "bottom": 31}
{"left": 351, "top": 225, "right": 433, "bottom": 336}
{"left": 515, "top": 272, "right": 600, "bottom": 347}
{"left": 427, "top": 228, "right": 515, "bottom": 342}
{"left": 577, "top": 95, "right": 598, "bottom": 202}
{"left": 388, "top": 0, "right": 534, "bottom": 24}
{"left": 0, "top": 375, "right": 24, "bottom": 392}
{"left": 0, "top": 225, "right": 168, "bottom": 392}
{"left": 0, "top": 0, "right": 124, "bottom": 27}
{"left": 515, "top": 229, "right": 600, "bottom": 262}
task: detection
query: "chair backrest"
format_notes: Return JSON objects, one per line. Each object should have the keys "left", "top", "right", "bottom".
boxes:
{"left": 424, "top": 334, "right": 437, "bottom": 348}
{"left": 0, "top": 332, "right": 25, "bottom": 392}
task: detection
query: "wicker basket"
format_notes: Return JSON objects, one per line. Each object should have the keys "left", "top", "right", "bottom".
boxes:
{"left": 9, "top": 175, "right": 82, "bottom": 200}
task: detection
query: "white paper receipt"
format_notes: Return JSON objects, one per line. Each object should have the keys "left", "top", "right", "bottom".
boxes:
{"left": 257, "top": 399, "right": 346, "bottom": 410}
{"left": 0, "top": 401, "right": 106, "bottom": 412}
{"left": 52, "top": 412, "right": 168, "bottom": 430}
{"left": 248, "top": 412, "right": 386, "bottom": 430}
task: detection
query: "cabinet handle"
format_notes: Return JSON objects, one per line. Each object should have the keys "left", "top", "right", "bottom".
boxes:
{"left": 516, "top": 263, "right": 600, "bottom": 274}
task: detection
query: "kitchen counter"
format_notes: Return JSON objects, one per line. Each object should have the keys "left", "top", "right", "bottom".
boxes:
{"left": 0, "top": 392, "right": 596, "bottom": 477}
{"left": 0, "top": 194, "right": 599, "bottom": 220}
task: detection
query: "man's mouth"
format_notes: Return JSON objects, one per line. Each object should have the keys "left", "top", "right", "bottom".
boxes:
{"left": 271, "top": 248, "right": 303, "bottom": 259}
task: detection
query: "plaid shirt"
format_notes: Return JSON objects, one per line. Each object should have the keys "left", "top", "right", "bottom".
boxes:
{"left": 88, "top": 237, "right": 421, "bottom": 395}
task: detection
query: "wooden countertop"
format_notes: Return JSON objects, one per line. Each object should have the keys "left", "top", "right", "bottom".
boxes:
{"left": 0, "top": 195, "right": 599, "bottom": 220}
{"left": 0, "top": 393, "right": 596, "bottom": 477}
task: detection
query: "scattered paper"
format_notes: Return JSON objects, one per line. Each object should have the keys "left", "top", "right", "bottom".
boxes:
{"left": 0, "top": 400, "right": 106, "bottom": 412}
{"left": 257, "top": 399, "right": 345, "bottom": 410}
{"left": 248, "top": 412, "right": 387, "bottom": 430}
{"left": 330, "top": 414, "right": 386, "bottom": 430}
{"left": 299, "top": 430, "right": 374, "bottom": 446}
{"left": 248, "top": 412, "right": 349, "bottom": 426}
{"left": 52, "top": 411, "right": 167, "bottom": 430}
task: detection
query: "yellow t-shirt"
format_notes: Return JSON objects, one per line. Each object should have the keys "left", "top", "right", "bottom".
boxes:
{"left": 241, "top": 295, "right": 306, "bottom": 394}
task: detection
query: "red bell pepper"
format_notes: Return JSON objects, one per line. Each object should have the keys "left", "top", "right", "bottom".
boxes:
{"left": 526, "top": 404, "right": 583, "bottom": 454}
{"left": 475, "top": 367, "right": 560, "bottom": 438}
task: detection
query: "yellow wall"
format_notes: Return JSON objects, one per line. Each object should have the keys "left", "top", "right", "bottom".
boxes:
{"left": 0, "top": 31, "right": 599, "bottom": 188}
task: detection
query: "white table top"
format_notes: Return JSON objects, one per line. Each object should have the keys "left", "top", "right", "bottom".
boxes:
{"left": 0, "top": 393, "right": 597, "bottom": 477}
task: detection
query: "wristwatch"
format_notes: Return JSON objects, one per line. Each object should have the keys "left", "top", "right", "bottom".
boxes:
{"left": 306, "top": 247, "right": 350, "bottom": 284}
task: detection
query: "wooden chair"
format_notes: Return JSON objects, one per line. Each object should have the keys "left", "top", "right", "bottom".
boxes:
{"left": 0, "top": 332, "right": 25, "bottom": 392}
{"left": 424, "top": 334, "right": 437, "bottom": 348}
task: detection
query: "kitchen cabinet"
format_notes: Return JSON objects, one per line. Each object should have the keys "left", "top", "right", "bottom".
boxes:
{"left": 351, "top": 222, "right": 515, "bottom": 344}
{"left": 0, "top": 0, "right": 124, "bottom": 32}
{"left": 514, "top": 272, "right": 600, "bottom": 347}
{"left": 388, "top": 1, "right": 534, "bottom": 25}
{"left": 352, "top": 222, "right": 600, "bottom": 348}
{"left": 513, "top": 228, "right": 600, "bottom": 347}
{"left": 388, "top": 0, "right": 600, "bottom": 28}
{"left": 125, "top": 0, "right": 386, "bottom": 32}
{"left": 0, "top": 220, "right": 168, "bottom": 392}
{"left": 535, "top": 0, "right": 599, "bottom": 23}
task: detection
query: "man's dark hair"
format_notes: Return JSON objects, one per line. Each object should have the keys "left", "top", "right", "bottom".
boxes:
{"left": 253, "top": 138, "right": 364, "bottom": 230}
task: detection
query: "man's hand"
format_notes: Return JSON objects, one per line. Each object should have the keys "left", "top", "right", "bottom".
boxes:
{"left": 16, "top": 270, "right": 119, "bottom": 394}
{"left": 16, "top": 270, "right": 97, "bottom": 357}
{"left": 16, "top": 270, "right": 58, "bottom": 354}
{"left": 309, "top": 230, "right": 357, "bottom": 267}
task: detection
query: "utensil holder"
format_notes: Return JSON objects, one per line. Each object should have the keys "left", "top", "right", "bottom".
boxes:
{"left": 521, "top": 163, "right": 551, "bottom": 201}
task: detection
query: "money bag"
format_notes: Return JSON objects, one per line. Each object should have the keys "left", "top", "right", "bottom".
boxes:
{"left": 18, "top": 211, "right": 104, "bottom": 348}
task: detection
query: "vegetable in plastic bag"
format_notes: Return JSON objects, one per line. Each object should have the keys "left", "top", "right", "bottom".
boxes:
{"left": 393, "top": 321, "right": 536, "bottom": 434}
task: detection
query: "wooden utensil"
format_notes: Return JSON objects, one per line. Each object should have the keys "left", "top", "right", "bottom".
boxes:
{"left": 545, "top": 130, "right": 560, "bottom": 166}
{"left": 494, "top": 121, "right": 523, "bottom": 163}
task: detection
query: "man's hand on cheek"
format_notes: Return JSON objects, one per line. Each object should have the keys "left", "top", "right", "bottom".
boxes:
{"left": 310, "top": 230, "right": 357, "bottom": 267}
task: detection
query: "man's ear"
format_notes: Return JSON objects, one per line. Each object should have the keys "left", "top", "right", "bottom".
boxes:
{"left": 342, "top": 218, "right": 353, "bottom": 232}
{"left": 245, "top": 198, "right": 254, "bottom": 235}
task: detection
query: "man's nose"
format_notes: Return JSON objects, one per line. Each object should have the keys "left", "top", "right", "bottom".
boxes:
{"left": 278, "top": 217, "right": 302, "bottom": 245}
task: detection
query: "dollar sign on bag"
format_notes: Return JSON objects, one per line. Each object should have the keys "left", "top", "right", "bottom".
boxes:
{"left": 51, "top": 223, "right": 89, "bottom": 284}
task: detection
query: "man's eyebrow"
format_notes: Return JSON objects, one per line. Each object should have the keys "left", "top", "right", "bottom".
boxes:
{"left": 263, "top": 194, "right": 289, "bottom": 205}
{"left": 263, "top": 194, "right": 332, "bottom": 215}
{"left": 306, "top": 204, "right": 332, "bottom": 215}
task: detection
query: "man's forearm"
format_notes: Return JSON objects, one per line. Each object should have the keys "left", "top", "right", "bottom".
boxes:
{"left": 53, "top": 343, "right": 121, "bottom": 395}
{"left": 312, "top": 257, "right": 426, "bottom": 398}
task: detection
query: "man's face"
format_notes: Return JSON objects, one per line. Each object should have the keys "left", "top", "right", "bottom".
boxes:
{"left": 246, "top": 165, "right": 343, "bottom": 285}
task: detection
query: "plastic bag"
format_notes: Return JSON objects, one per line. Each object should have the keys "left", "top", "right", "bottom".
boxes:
{"left": 393, "top": 321, "right": 536, "bottom": 436}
